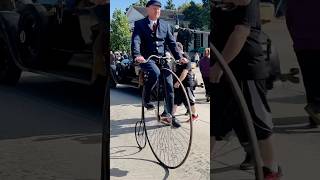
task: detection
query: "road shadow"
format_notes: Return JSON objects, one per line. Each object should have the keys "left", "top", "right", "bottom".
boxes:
{"left": 273, "top": 116, "right": 320, "bottom": 134}
{"left": 111, "top": 157, "right": 170, "bottom": 180}
{"left": 32, "top": 134, "right": 102, "bottom": 144}
{"left": 110, "top": 168, "right": 129, "bottom": 178}
{"left": 211, "top": 159, "right": 254, "bottom": 176}
{"left": 110, "top": 145, "right": 142, "bottom": 158}
{"left": 0, "top": 73, "right": 104, "bottom": 140}
{"left": 111, "top": 117, "right": 177, "bottom": 138}
{"left": 110, "top": 117, "right": 140, "bottom": 138}
{"left": 268, "top": 94, "right": 306, "bottom": 104}
{"left": 110, "top": 86, "right": 141, "bottom": 106}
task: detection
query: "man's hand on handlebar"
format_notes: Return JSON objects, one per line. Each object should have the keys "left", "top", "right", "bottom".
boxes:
{"left": 135, "top": 56, "right": 146, "bottom": 63}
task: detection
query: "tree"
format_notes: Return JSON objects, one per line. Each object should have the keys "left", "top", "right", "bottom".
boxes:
{"left": 178, "top": 2, "right": 191, "bottom": 11}
{"left": 133, "top": 0, "right": 147, "bottom": 7}
{"left": 180, "top": 1, "right": 210, "bottom": 30}
{"left": 182, "top": 1, "right": 204, "bottom": 30}
{"left": 110, "top": 9, "right": 131, "bottom": 52}
{"left": 201, "top": 0, "right": 210, "bottom": 30}
{"left": 165, "top": 0, "right": 175, "bottom": 10}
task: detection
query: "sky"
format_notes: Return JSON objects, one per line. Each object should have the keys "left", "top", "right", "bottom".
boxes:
{"left": 111, "top": 0, "right": 203, "bottom": 18}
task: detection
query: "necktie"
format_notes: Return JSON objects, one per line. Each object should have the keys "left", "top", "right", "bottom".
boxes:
{"left": 152, "top": 22, "right": 157, "bottom": 32}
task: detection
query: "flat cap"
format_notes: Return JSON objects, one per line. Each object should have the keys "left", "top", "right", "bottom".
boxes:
{"left": 146, "top": 0, "right": 162, "bottom": 7}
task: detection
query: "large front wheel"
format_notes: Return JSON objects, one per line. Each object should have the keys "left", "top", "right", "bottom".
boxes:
{"left": 143, "top": 68, "right": 193, "bottom": 169}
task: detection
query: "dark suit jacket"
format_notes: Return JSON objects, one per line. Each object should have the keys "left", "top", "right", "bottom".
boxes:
{"left": 131, "top": 17, "right": 182, "bottom": 60}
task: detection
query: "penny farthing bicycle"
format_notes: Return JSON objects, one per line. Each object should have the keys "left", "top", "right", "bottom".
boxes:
{"left": 134, "top": 55, "right": 193, "bottom": 169}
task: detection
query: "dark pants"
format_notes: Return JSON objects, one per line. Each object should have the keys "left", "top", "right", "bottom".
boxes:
{"left": 202, "top": 76, "right": 210, "bottom": 96}
{"left": 210, "top": 78, "right": 273, "bottom": 143}
{"left": 295, "top": 50, "right": 320, "bottom": 107}
{"left": 140, "top": 60, "right": 174, "bottom": 115}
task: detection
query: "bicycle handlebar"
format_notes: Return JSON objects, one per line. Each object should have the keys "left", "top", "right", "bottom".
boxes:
{"left": 139, "top": 55, "right": 181, "bottom": 64}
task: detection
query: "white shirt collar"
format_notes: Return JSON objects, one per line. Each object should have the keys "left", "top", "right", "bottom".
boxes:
{"left": 148, "top": 19, "right": 157, "bottom": 30}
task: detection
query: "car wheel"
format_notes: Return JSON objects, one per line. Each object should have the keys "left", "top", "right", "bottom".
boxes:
{"left": 0, "top": 36, "right": 22, "bottom": 85}
{"left": 17, "top": 3, "right": 49, "bottom": 67}
{"left": 109, "top": 72, "right": 117, "bottom": 88}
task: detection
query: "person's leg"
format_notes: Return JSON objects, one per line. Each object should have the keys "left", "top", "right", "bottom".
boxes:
{"left": 140, "top": 61, "right": 160, "bottom": 108}
{"left": 162, "top": 63, "right": 174, "bottom": 115}
{"left": 259, "top": 135, "right": 276, "bottom": 169}
{"left": 295, "top": 50, "right": 320, "bottom": 124}
{"left": 172, "top": 88, "right": 181, "bottom": 116}
{"left": 183, "top": 87, "right": 198, "bottom": 120}
{"left": 235, "top": 80, "right": 280, "bottom": 176}
{"left": 210, "top": 136, "right": 216, "bottom": 167}
{"left": 202, "top": 77, "right": 210, "bottom": 95}
{"left": 210, "top": 78, "right": 233, "bottom": 150}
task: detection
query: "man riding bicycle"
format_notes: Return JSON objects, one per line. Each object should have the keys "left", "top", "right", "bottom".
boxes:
{"left": 131, "top": 0, "right": 188, "bottom": 128}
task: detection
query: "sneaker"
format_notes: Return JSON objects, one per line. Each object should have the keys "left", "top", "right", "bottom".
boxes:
{"left": 191, "top": 114, "right": 199, "bottom": 121}
{"left": 160, "top": 112, "right": 171, "bottom": 119}
{"left": 159, "top": 113, "right": 172, "bottom": 125}
{"left": 263, "top": 166, "right": 283, "bottom": 180}
{"left": 239, "top": 153, "right": 254, "bottom": 170}
{"left": 187, "top": 114, "right": 199, "bottom": 122}
{"left": 304, "top": 104, "right": 320, "bottom": 124}
{"left": 144, "top": 102, "right": 155, "bottom": 110}
{"left": 160, "top": 116, "right": 181, "bottom": 128}
{"left": 160, "top": 117, "right": 171, "bottom": 125}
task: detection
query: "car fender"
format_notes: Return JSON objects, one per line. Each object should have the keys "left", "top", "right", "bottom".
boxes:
{"left": 0, "top": 11, "right": 23, "bottom": 67}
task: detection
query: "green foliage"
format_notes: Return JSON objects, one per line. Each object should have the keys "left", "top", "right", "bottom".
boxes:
{"left": 181, "top": 1, "right": 210, "bottom": 30}
{"left": 133, "top": 0, "right": 147, "bottom": 7}
{"left": 165, "top": 0, "right": 175, "bottom": 10}
{"left": 110, "top": 9, "right": 131, "bottom": 52}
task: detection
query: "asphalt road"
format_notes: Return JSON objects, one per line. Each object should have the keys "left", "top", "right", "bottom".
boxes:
{"left": 0, "top": 72, "right": 104, "bottom": 180}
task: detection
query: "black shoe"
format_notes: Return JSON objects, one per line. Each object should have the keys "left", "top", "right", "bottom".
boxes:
{"left": 144, "top": 102, "right": 155, "bottom": 110}
{"left": 171, "top": 117, "right": 181, "bottom": 128}
{"left": 308, "top": 116, "right": 318, "bottom": 128}
{"left": 240, "top": 153, "right": 254, "bottom": 170}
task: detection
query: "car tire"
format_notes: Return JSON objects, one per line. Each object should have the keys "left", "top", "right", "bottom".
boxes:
{"left": 109, "top": 72, "right": 117, "bottom": 88}
{"left": 17, "top": 3, "right": 49, "bottom": 67}
{"left": 0, "top": 35, "right": 22, "bottom": 85}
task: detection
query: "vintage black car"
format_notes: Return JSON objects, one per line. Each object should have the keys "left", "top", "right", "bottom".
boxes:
{"left": 0, "top": 0, "right": 108, "bottom": 86}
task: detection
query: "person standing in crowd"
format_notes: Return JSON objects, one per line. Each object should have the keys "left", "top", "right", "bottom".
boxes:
{"left": 284, "top": 0, "right": 320, "bottom": 128}
{"left": 194, "top": 52, "right": 200, "bottom": 65}
{"left": 172, "top": 42, "right": 199, "bottom": 121}
{"left": 199, "top": 48, "right": 211, "bottom": 102}
{"left": 210, "top": 0, "right": 282, "bottom": 179}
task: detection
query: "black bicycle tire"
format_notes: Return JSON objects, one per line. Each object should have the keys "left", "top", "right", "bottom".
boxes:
{"left": 135, "top": 120, "right": 147, "bottom": 149}
{"left": 144, "top": 68, "right": 193, "bottom": 169}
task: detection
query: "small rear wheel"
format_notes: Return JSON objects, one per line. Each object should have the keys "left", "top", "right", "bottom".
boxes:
{"left": 135, "top": 120, "right": 147, "bottom": 149}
